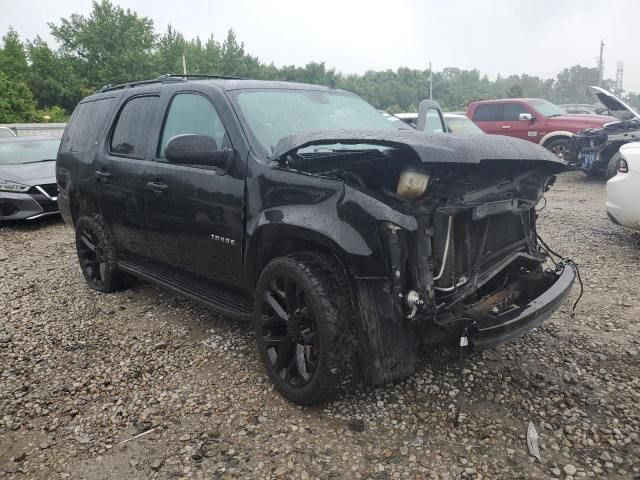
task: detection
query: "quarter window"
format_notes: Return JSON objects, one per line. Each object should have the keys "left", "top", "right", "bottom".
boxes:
{"left": 159, "top": 93, "right": 227, "bottom": 158}
{"left": 110, "top": 96, "right": 159, "bottom": 157}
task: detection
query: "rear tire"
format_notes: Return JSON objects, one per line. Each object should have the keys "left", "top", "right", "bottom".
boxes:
{"left": 75, "top": 214, "right": 135, "bottom": 293}
{"left": 546, "top": 138, "right": 569, "bottom": 160}
{"left": 253, "top": 253, "right": 358, "bottom": 405}
{"left": 606, "top": 152, "right": 622, "bottom": 180}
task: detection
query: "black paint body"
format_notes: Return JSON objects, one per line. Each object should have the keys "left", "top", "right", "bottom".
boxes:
{"left": 56, "top": 78, "right": 575, "bottom": 385}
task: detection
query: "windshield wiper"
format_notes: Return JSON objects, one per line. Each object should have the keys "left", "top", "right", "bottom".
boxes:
{"left": 22, "top": 158, "right": 56, "bottom": 164}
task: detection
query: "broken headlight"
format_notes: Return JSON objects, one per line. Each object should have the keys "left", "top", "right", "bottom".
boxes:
{"left": 396, "top": 166, "right": 430, "bottom": 199}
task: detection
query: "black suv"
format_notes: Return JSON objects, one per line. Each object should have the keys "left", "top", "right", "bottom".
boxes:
{"left": 56, "top": 75, "right": 576, "bottom": 405}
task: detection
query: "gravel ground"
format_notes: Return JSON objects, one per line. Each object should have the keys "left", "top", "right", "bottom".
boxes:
{"left": 1, "top": 171, "right": 639, "bottom": 479}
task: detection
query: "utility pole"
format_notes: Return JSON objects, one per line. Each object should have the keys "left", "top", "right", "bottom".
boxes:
{"left": 429, "top": 61, "right": 433, "bottom": 100}
{"left": 182, "top": 55, "right": 187, "bottom": 78}
{"left": 597, "top": 40, "right": 605, "bottom": 87}
{"left": 615, "top": 61, "right": 624, "bottom": 94}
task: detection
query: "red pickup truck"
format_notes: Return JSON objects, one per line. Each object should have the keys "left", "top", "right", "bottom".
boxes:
{"left": 466, "top": 98, "right": 613, "bottom": 159}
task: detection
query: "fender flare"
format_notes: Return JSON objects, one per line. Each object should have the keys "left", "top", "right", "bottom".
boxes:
{"left": 539, "top": 131, "right": 573, "bottom": 147}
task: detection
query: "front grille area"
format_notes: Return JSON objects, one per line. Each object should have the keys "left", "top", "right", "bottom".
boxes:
{"left": 28, "top": 184, "right": 58, "bottom": 198}
{"left": 431, "top": 210, "right": 529, "bottom": 288}
{"left": 28, "top": 187, "right": 59, "bottom": 213}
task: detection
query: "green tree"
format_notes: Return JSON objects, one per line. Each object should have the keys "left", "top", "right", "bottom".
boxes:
{"left": 0, "top": 71, "right": 37, "bottom": 122}
{"left": 49, "top": 0, "right": 156, "bottom": 88}
{"left": 0, "top": 28, "right": 30, "bottom": 81}
{"left": 27, "top": 37, "right": 81, "bottom": 112}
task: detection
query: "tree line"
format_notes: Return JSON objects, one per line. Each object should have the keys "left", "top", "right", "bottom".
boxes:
{"left": 1, "top": 0, "right": 638, "bottom": 123}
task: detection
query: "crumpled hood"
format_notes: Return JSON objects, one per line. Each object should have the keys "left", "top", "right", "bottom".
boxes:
{"left": 0, "top": 161, "right": 56, "bottom": 186}
{"left": 270, "top": 129, "right": 564, "bottom": 167}
{"left": 588, "top": 86, "right": 640, "bottom": 121}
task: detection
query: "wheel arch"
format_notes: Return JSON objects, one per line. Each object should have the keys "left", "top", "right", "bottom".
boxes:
{"left": 245, "top": 223, "right": 372, "bottom": 291}
{"left": 539, "top": 131, "right": 573, "bottom": 147}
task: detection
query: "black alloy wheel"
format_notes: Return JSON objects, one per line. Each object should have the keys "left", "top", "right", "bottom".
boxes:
{"left": 259, "top": 274, "right": 319, "bottom": 387}
{"left": 253, "top": 254, "right": 357, "bottom": 405}
{"left": 77, "top": 225, "right": 107, "bottom": 289}
{"left": 74, "top": 214, "right": 135, "bottom": 293}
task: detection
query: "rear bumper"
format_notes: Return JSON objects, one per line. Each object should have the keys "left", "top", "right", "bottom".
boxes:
{"left": 0, "top": 191, "right": 59, "bottom": 221}
{"left": 468, "top": 263, "right": 576, "bottom": 351}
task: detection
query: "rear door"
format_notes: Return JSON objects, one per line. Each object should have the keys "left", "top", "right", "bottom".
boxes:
{"left": 95, "top": 94, "right": 161, "bottom": 258}
{"left": 144, "top": 89, "right": 245, "bottom": 289}
{"left": 471, "top": 103, "right": 504, "bottom": 135}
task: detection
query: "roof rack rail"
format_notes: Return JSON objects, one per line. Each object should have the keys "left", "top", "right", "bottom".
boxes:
{"left": 100, "top": 73, "right": 244, "bottom": 92}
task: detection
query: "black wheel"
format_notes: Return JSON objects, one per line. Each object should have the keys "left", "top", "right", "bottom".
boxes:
{"left": 606, "top": 151, "right": 622, "bottom": 180}
{"left": 546, "top": 138, "right": 569, "bottom": 160}
{"left": 75, "top": 214, "right": 135, "bottom": 293}
{"left": 253, "top": 253, "right": 357, "bottom": 405}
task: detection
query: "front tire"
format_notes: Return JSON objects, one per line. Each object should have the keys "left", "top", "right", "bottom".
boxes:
{"left": 546, "top": 138, "right": 569, "bottom": 160}
{"left": 253, "top": 253, "right": 357, "bottom": 405}
{"left": 75, "top": 214, "right": 135, "bottom": 293}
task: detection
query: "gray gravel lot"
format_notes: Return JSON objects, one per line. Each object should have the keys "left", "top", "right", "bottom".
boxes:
{"left": 1, "top": 171, "right": 639, "bottom": 479}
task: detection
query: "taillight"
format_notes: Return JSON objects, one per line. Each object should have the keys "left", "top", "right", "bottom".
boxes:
{"left": 618, "top": 158, "right": 629, "bottom": 173}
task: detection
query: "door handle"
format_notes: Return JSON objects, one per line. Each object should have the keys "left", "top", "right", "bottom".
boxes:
{"left": 146, "top": 181, "right": 169, "bottom": 195}
{"left": 95, "top": 170, "right": 112, "bottom": 182}
{"left": 501, "top": 125, "right": 511, "bottom": 129}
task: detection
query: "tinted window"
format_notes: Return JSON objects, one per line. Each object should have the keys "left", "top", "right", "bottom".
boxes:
{"left": 473, "top": 104, "right": 503, "bottom": 121}
{"left": 159, "top": 93, "right": 226, "bottom": 158}
{"left": 503, "top": 103, "right": 529, "bottom": 121}
{"left": 110, "top": 96, "right": 159, "bottom": 157}
{"left": 61, "top": 97, "right": 114, "bottom": 154}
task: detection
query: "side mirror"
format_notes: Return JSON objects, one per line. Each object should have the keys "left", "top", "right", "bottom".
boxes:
{"left": 165, "top": 134, "right": 231, "bottom": 167}
{"left": 519, "top": 113, "right": 534, "bottom": 121}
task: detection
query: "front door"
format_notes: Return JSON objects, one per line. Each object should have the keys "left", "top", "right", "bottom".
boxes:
{"left": 500, "top": 102, "right": 538, "bottom": 141}
{"left": 144, "top": 91, "right": 245, "bottom": 289}
{"left": 95, "top": 94, "right": 160, "bottom": 259}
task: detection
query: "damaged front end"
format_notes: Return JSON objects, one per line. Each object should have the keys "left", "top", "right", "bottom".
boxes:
{"left": 272, "top": 130, "right": 576, "bottom": 384}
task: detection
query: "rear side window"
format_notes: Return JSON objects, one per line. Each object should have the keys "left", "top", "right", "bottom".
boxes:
{"left": 158, "top": 93, "right": 227, "bottom": 158}
{"left": 110, "top": 96, "right": 159, "bottom": 158}
{"left": 473, "top": 104, "right": 503, "bottom": 121}
{"left": 503, "top": 103, "right": 529, "bottom": 121}
{"left": 61, "top": 97, "right": 114, "bottom": 154}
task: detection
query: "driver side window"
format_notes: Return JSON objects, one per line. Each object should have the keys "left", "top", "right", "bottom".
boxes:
{"left": 158, "top": 93, "right": 227, "bottom": 158}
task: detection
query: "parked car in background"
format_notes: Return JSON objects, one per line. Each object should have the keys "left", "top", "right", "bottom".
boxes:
{"left": 467, "top": 98, "right": 613, "bottom": 159}
{"left": 606, "top": 142, "right": 640, "bottom": 230}
{"left": 395, "top": 112, "right": 484, "bottom": 135}
{"left": 559, "top": 103, "right": 608, "bottom": 116}
{"left": 57, "top": 75, "right": 574, "bottom": 405}
{"left": 443, "top": 113, "right": 484, "bottom": 135}
{"left": 566, "top": 86, "right": 640, "bottom": 178}
{"left": 0, "top": 127, "right": 16, "bottom": 138}
{"left": 0, "top": 136, "right": 60, "bottom": 222}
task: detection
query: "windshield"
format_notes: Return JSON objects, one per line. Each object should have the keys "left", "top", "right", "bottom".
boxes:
{"left": 0, "top": 139, "right": 60, "bottom": 165}
{"left": 232, "top": 89, "right": 404, "bottom": 157}
{"left": 445, "top": 116, "right": 484, "bottom": 135}
{"left": 526, "top": 100, "right": 567, "bottom": 117}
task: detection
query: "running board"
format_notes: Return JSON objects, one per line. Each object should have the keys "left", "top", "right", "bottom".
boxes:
{"left": 118, "top": 260, "right": 253, "bottom": 320}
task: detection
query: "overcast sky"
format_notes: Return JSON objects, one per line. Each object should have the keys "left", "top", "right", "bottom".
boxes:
{"left": 2, "top": 0, "right": 639, "bottom": 93}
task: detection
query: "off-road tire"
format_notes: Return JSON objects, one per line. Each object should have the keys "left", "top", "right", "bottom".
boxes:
{"left": 253, "top": 253, "right": 358, "bottom": 405}
{"left": 606, "top": 152, "right": 623, "bottom": 180}
{"left": 75, "top": 214, "right": 135, "bottom": 293}
{"left": 546, "top": 138, "right": 570, "bottom": 160}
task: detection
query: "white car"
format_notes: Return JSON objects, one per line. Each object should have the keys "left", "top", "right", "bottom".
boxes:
{"left": 606, "top": 142, "right": 640, "bottom": 230}
{"left": 395, "top": 112, "right": 484, "bottom": 135}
